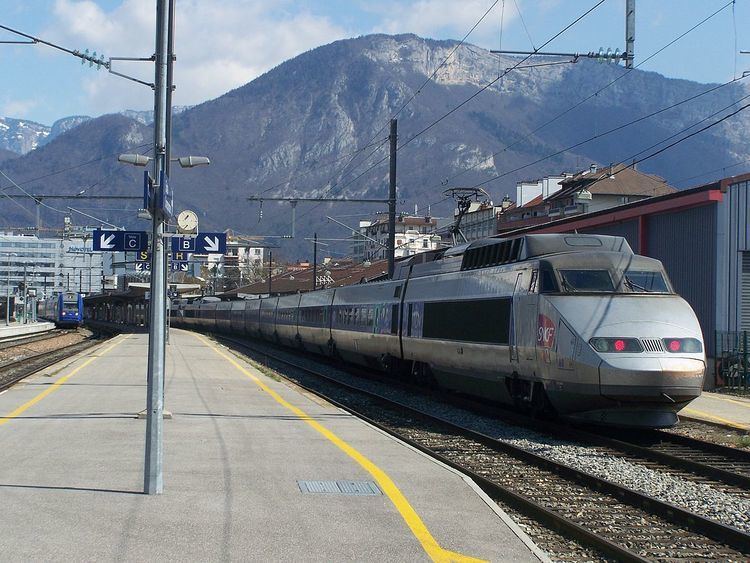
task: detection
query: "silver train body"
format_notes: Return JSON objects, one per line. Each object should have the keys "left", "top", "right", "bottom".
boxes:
{"left": 171, "top": 234, "right": 706, "bottom": 428}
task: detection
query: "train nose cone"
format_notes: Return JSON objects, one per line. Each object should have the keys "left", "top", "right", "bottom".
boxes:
{"left": 598, "top": 356, "right": 705, "bottom": 403}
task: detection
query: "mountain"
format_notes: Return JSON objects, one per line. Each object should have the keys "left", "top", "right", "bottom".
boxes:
{"left": 47, "top": 116, "right": 93, "bottom": 143}
{"left": 2, "top": 34, "right": 749, "bottom": 259}
{"left": 0, "top": 147, "right": 19, "bottom": 163}
{"left": 0, "top": 117, "right": 49, "bottom": 153}
{"left": 1, "top": 107, "right": 195, "bottom": 155}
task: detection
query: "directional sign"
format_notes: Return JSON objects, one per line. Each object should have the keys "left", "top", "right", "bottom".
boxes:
{"left": 159, "top": 170, "right": 173, "bottom": 219}
{"left": 136, "top": 251, "right": 191, "bottom": 262}
{"left": 93, "top": 230, "right": 148, "bottom": 252}
{"left": 171, "top": 232, "right": 226, "bottom": 254}
{"left": 135, "top": 262, "right": 188, "bottom": 272}
{"left": 143, "top": 170, "right": 152, "bottom": 210}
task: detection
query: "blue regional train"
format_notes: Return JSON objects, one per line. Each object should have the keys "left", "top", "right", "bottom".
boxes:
{"left": 38, "top": 291, "right": 84, "bottom": 327}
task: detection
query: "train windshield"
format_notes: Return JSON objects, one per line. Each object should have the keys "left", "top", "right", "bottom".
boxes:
{"left": 558, "top": 270, "right": 615, "bottom": 292}
{"left": 623, "top": 270, "right": 670, "bottom": 293}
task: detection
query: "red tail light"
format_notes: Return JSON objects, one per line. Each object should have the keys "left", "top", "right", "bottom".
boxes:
{"left": 589, "top": 338, "right": 643, "bottom": 353}
{"left": 662, "top": 338, "right": 702, "bottom": 353}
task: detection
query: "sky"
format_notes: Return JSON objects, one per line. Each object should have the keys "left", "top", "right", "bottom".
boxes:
{"left": 0, "top": 0, "right": 748, "bottom": 125}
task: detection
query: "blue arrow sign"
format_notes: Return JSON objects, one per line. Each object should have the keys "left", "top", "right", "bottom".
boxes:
{"left": 136, "top": 262, "right": 188, "bottom": 272}
{"left": 93, "top": 230, "right": 149, "bottom": 252}
{"left": 171, "top": 232, "right": 226, "bottom": 254}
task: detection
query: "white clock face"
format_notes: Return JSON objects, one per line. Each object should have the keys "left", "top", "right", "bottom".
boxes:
{"left": 177, "top": 210, "right": 198, "bottom": 231}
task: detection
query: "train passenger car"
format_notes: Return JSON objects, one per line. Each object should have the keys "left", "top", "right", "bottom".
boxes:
{"left": 170, "top": 234, "right": 706, "bottom": 428}
{"left": 39, "top": 291, "right": 83, "bottom": 327}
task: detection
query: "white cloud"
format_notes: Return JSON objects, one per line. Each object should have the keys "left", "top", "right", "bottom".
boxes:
{"left": 1, "top": 98, "right": 39, "bottom": 118}
{"left": 44, "top": 0, "right": 349, "bottom": 115}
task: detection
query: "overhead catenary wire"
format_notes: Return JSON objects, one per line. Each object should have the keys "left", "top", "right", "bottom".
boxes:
{"left": 672, "top": 158, "right": 750, "bottom": 187}
{"left": 564, "top": 101, "right": 750, "bottom": 196}
{"left": 438, "top": 0, "right": 736, "bottom": 188}
{"left": 0, "top": 169, "right": 120, "bottom": 229}
{"left": 467, "top": 87, "right": 750, "bottom": 190}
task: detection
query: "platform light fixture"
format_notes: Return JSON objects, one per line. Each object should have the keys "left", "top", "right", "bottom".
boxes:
{"left": 117, "top": 153, "right": 211, "bottom": 169}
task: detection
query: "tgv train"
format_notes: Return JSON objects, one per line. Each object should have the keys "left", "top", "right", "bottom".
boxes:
{"left": 171, "top": 234, "right": 706, "bottom": 428}
{"left": 38, "top": 291, "right": 84, "bottom": 327}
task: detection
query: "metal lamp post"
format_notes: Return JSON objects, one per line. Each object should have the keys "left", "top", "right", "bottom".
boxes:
{"left": 4, "top": 253, "right": 18, "bottom": 326}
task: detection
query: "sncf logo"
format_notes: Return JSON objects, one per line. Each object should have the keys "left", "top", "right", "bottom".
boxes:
{"left": 537, "top": 315, "right": 556, "bottom": 348}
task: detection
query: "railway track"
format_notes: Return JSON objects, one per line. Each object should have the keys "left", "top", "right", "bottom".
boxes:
{"left": 586, "top": 427, "right": 750, "bottom": 492}
{"left": 0, "top": 334, "right": 106, "bottom": 392}
{"left": 213, "top": 333, "right": 750, "bottom": 561}
{"left": 0, "top": 329, "right": 68, "bottom": 351}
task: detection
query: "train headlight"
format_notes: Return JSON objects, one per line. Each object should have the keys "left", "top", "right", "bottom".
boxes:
{"left": 662, "top": 338, "right": 702, "bottom": 353}
{"left": 589, "top": 337, "right": 643, "bottom": 353}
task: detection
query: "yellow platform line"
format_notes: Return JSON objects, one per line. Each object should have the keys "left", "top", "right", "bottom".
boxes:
{"left": 680, "top": 407, "right": 750, "bottom": 432}
{"left": 0, "top": 336, "right": 127, "bottom": 427}
{"left": 196, "top": 334, "right": 485, "bottom": 563}
{"left": 704, "top": 393, "right": 750, "bottom": 409}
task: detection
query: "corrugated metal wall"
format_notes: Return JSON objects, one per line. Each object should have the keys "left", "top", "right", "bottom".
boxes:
{"left": 580, "top": 220, "right": 639, "bottom": 251}
{"left": 717, "top": 180, "right": 750, "bottom": 334}
{"left": 648, "top": 205, "right": 717, "bottom": 356}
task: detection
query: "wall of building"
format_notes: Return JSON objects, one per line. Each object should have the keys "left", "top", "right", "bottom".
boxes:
{"left": 716, "top": 179, "right": 750, "bottom": 333}
{"left": 579, "top": 219, "right": 639, "bottom": 251}
{"left": 648, "top": 205, "right": 717, "bottom": 356}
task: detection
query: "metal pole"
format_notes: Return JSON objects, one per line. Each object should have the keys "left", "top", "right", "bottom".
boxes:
{"left": 6, "top": 267, "right": 10, "bottom": 326}
{"left": 625, "top": 0, "right": 635, "bottom": 69}
{"left": 23, "top": 263, "right": 27, "bottom": 324}
{"left": 313, "top": 233, "right": 317, "bottom": 291}
{"left": 388, "top": 119, "right": 397, "bottom": 278}
{"left": 290, "top": 201, "right": 297, "bottom": 239}
{"left": 268, "top": 250, "right": 272, "bottom": 295}
{"left": 144, "top": 0, "right": 169, "bottom": 495}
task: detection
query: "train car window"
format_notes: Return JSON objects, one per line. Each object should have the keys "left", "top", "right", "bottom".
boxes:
{"left": 407, "top": 304, "right": 413, "bottom": 336}
{"left": 394, "top": 286, "right": 401, "bottom": 298}
{"left": 510, "top": 238, "right": 522, "bottom": 261}
{"left": 558, "top": 270, "right": 614, "bottom": 292}
{"left": 540, "top": 269, "right": 558, "bottom": 293}
{"left": 422, "top": 298, "right": 510, "bottom": 344}
{"left": 624, "top": 270, "right": 670, "bottom": 293}
{"left": 500, "top": 242, "right": 510, "bottom": 263}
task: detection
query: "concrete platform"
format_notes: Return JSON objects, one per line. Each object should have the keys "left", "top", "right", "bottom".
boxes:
{"left": 0, "top": 329, "right": 546, "bottom": 562}
{"left": 0, "top": 320, "right": 55, "bottom": 341}
{"left": 680, "top": 391, "right": 750, "bottom": 432}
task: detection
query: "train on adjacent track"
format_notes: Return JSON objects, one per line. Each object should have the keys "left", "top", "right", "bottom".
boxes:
{"left": 170, "top": 233, "right": 706, "bottom": 428}
{"left": 38, "top": 291, "right": 84, "bottom": 327}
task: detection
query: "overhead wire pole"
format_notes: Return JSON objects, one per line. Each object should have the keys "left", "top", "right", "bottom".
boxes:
{"left": 163, "top": 0, "right": 176, "bottom": 348}
{"left": 625, "top": 0, "right": 635, "bottom": 69}
{"left": 387, "top": 119, "right": 397, "bottom": 279}
{"left": 144, "top": 0, "right": 170, "bottom": 496}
